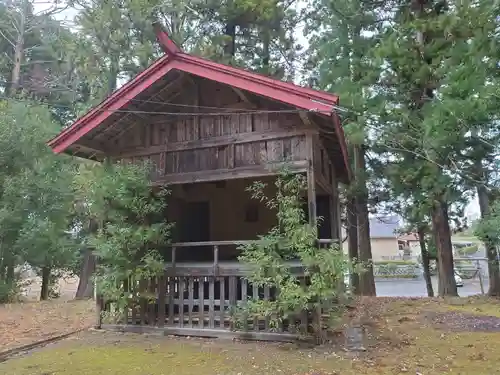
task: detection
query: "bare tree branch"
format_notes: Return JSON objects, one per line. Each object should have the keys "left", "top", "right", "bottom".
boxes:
{"left": 0, "top": 28, "right": 15, "bottom": 47}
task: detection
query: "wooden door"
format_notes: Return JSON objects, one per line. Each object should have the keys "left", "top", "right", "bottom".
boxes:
{"left": 179, "top": 201, "right": 211, "bottom": 261}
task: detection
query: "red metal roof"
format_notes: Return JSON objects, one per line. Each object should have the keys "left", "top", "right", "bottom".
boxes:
{"left": 47, "top": 24, "right": 350, "bottom": 178}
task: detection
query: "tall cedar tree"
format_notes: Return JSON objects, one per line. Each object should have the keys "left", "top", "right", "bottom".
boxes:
{"left": 370, "top": 0, "right": 499, "bottom": 296}
{"left": 306, "top": 0, "right": 381, "bottom": 295}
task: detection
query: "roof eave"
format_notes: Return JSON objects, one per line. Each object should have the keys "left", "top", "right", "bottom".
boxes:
{"left": 48, "top": 55, "right": 174, "bottom": 153}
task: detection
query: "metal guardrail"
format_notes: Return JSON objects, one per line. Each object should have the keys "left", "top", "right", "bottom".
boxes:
{"left": 454, "top": 257, "right": 488, "bottom": 294}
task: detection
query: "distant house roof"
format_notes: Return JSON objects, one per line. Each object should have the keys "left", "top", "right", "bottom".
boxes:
{"left": 370, "top": 216, "right": 400, "bottom": 238}
{"left": 398, "top": 233, "right": 419, "bottom": 242}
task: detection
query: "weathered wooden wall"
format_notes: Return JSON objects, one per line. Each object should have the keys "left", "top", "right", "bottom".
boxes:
{"left": 112, "top": 113, "right": 309, "bottom": 185}
{"left": 312, "top": 135, "right": 341, "bottom": 239}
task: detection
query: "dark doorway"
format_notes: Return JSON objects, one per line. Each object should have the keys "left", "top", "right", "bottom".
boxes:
{"left": 301, "top": 195, "right": 332, "bottom": 240}
{"left": 178, "top": 201, "right": 211, "bottom": 261}
{"left": 316, "top": 195, "right": 332, "bottom": 240}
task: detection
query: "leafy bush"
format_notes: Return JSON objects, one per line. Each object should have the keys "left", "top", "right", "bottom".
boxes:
{"left": 82, "top": 161, "right": 172, "bottom": 322}
{"left": 237, "top": 170, "right": 351, "bottom": 340}
{"left": 0, "top": 279, "right": 18, "bottom": 303}
{"left": 373, "top": 260, "right": 420, "bottom": 278}
{"left": 375, "top": 274, "right": 419, "bottom": 279}
{"left": 374, "top": 260, "right": 418, "bottom": 266}
{"left": 455, "top": 244, "right": 479, "bottom": 256}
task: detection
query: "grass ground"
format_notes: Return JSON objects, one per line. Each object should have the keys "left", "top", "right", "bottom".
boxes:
{"left": 1, "top": 297, "right": 500, "bottom": 375}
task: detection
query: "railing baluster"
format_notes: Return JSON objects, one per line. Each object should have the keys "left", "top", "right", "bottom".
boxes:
{"left": 252, "top": 283, "right": 259, "bottom": 331}
{"left": 168, "top": 277, "right": 175, "bottom": 326}
{"left": 188, "top": 277, "right": 194, "bottom": 327}
{"left": 263, "top": 285, "right": 270, "bottom": 331}
{"left": 241, "top": 278, "right": 248, "bottom": 331}
{"left": 209, "top": 276, "right": 215, "bottom": 328}
{"left": 139, "top": 279, "right": 147, "bottom": 326}
{"left": 198, "top": 276, "right": 204, "bottom": 328}
{"left": 158, "top": 272, "right": 166, "bottom": 327}
{"left": 179, "top": 277, "right": 185, "bottom": 327}
{"left": 148, "top": 277, "right": 156, "bottom": 326}
{"left": 219, "top": 276, "right": 225, "bottom": 329}
{"left": 228, "top": 276, "right": 237, "bottom": 330}
{"left": 123, "top": 278, "right": 129, "bottom": 324}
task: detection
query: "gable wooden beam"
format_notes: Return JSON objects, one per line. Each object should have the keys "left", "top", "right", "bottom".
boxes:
{"left": 232, "top": 87, "right": 252, "bottom": 104}
{"left": 299, "top": 111, "right": 312, "bottom": 128}
{"left": 93, "top": 73, "right": 186, "bottom": 144}
{"left": 153, "top": 22, "right": 182, "bottom": 55}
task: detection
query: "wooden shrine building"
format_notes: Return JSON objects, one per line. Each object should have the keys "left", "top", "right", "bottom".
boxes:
{"left": 48, "top": 23, "right": 351, "bottom": 341}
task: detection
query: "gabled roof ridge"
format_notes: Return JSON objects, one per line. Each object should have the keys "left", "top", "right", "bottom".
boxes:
{"left": 47, "top": 22, "right": 350, "bottom": 180}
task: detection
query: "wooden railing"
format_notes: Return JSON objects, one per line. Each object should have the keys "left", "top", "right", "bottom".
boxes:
{"left": 100, "top": 239, "right": 338, "bottom": 341}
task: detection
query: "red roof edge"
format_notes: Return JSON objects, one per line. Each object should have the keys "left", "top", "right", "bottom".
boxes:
{"left": 47, "top": 55, "right": 172, "bottom": 149}
{"left": 177, "top": 53, "right": 339, "bottom": 106}
{"left": 153, "top": 22, "right": 182, "bottom": 55}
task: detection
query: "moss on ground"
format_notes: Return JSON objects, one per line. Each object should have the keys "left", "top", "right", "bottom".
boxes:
{"left": 2, "top": 297, "right": 500, "bottom": 375}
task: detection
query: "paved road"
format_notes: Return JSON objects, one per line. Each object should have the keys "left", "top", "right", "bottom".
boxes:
{"left": 375, "top": 276, "right": 489, "bottom": 297}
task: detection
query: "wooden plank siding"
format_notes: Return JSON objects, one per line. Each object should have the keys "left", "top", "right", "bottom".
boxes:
{"left": 109, "top": 112, "right": 311, "bottom": 185}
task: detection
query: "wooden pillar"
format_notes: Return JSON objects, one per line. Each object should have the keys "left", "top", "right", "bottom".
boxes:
{"left": 95, "top": 296, "right": 102, "bottom": 329}
{"left": 306, "top": 134, "right": 317, "bottom": 228}
{"left": 93, "top": 255, "right": 102, "bottom": 329}
{"left": 328, "top": 194, "right": 335, "bottom": 241}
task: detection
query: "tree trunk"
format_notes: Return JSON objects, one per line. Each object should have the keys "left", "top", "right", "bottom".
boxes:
{"left": 262, "top": 30, "right": 270, "bottom": 75}
{"left": 40, "top": 266, "right": 51, "bottom": 301}
{"left": 6, "top": 264, "right": 14, "bottom": 284}
{"left": 417, "top": 226, "right": 434, "bottom": 297}
{"left": 430, "top": 199, "right": 457, "bottom": 297}
{"left": 224, "top": 22, "right": 236, "bottom": 59}
{"left": 107, "top": 54, "right": 119, "bottom": 95}
{"left": 476, "top": 184, "right": 500, "bottom": 296}
{"left": 9, "top": 0, "right": 27, "bottom": 96}
{"left": 354, "top": 145, "right": 376, "bottom": 296}
{"left": 346, "top": 197, "right": 360, "bottom": 294}
{"left": 75, "top": 249, "right": 96, "bottom": 299}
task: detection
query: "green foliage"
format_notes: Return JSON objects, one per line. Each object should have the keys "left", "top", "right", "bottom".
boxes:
{"left": 0, "top": 101, "right": 78, "bottom": 299}
{"left": 0, "top": 278, "right": 19, "bottom": 303}
{"left": 455, "top": 244, "right": 479, "bottom": 257}
{"left": 475, "top": 201, "right": 500, "bottom": 247}
{"left": 307, "top": 0, "right": 500, "bottom": 294}
{"left": 237, "top": 170, "right": 350, "bottom": 336}
{"left": 84, "top": 161, "right": 172, "bottom": 321}
{"left": 374, "top": 262, "right": 420, "bottom": 279}
{"left": 373, "top": 260, "right": 417, "bottom": 266}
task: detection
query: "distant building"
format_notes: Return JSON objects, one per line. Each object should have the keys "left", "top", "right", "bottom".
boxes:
{"left": 343, "top": 216, "right": 419, "bottom": 261}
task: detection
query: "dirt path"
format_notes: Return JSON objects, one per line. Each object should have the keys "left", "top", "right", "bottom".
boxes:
{"left": 0, "top": 300, "right": 94, "bottom": 352}
{"left": 20, "top": 274, "right": 80, "bottom": 301}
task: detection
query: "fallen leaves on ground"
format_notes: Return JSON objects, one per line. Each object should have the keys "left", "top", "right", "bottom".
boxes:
{"left": 2, "top": 297, "right": 500, "bottom": 375}
{"left": 0, "top": 300, "right": 95, "bottom": 352}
